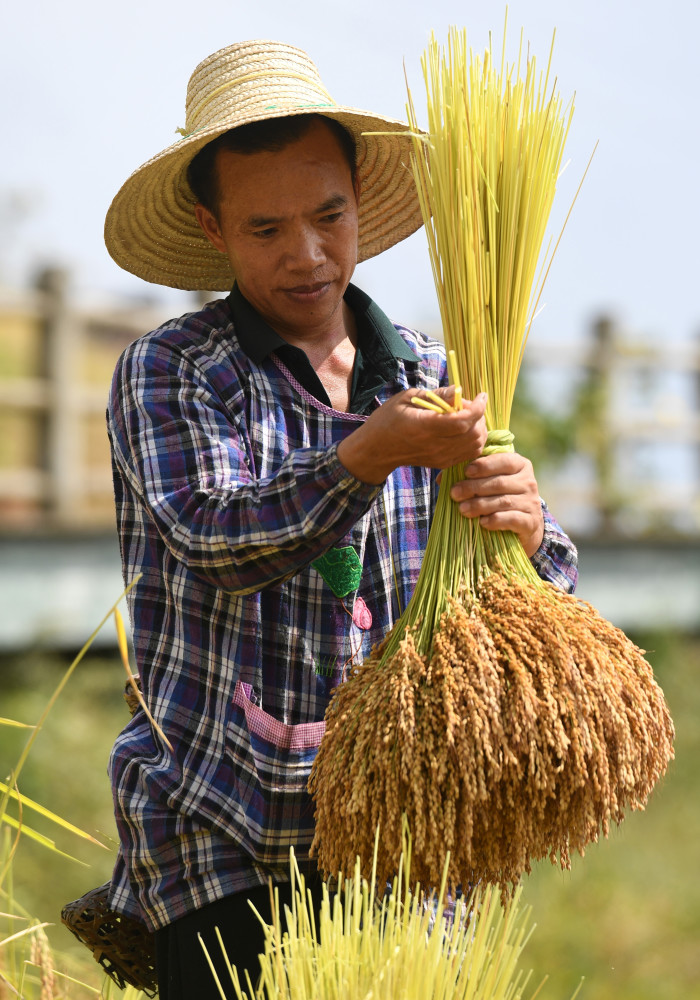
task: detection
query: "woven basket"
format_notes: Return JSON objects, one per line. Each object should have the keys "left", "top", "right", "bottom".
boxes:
{"left": 61, "top": 882, "right": 157, "bottom": 996}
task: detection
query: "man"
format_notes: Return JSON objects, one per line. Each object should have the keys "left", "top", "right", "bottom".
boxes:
{"left": 104, "top": 40, "right": 577, "bottom": 997}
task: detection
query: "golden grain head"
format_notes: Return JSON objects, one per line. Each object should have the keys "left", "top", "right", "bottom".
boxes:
{"left": 311, "top": 570, "right": 674, "bottom": 896}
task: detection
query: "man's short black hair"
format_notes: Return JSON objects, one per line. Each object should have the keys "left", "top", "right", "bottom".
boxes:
{"left": 187, "top": 114, "right": 357, "bottom": 217}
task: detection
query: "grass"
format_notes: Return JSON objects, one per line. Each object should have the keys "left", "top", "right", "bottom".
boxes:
{"left": 0, "top": 629, "right": 697, "bottom": 998}
{"left": 0, "top": 651, "right": 126, "bottom": 992}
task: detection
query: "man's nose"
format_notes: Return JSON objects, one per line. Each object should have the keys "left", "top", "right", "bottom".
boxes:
{"left": 285, "top": 226, "right": 326, "bottom": 269}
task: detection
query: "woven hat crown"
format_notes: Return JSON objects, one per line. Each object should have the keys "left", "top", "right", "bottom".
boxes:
{"left": 182, "top": 41, "right": 336, "bottom": 137}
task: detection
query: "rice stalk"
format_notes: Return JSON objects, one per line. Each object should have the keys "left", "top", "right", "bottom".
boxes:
{"left": 0, "top": 574, "right": 142, "bottom": 893}
{"left": 28, "top": 925, "right": 55, "bottom": 1000}
{"left": 0, "top": 581, "right": 150, "bottom": 1000}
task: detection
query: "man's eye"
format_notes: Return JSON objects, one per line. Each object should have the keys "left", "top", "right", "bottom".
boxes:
{"left": 322, "top": 212, "right": 343, "bottom": 224}
{"left": 253, "top": 228, "right": 277, "bottom": 239}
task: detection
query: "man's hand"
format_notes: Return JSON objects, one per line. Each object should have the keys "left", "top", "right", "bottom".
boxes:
{"left": 449, "top": 452, "right": 545, "bottom": 557}
{"left": 337, "top": 388, "right": 488, "bottom": 486}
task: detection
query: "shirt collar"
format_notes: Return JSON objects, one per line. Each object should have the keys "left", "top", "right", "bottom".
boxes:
{"left": 226, "top": 282, "right": 419, "bottom": 366}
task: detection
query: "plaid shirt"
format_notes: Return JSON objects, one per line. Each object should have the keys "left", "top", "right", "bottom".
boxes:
{"left": 107, "top": 286, "right": 578, "bottom": 931}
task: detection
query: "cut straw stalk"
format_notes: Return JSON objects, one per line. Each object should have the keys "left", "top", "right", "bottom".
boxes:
{"left": 310, "top": 24, "right": 674, "bottom": 895}
{"left": 115, "top": 608, "right": 173, "bottom": 752}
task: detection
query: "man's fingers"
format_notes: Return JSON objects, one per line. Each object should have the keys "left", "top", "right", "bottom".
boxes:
{"left": 451, "top": 475, "right": 530, "bottom": 501}
{"left": 477, "top": 510, "right": 531, "bottom": 531}
{"left": 465, "top": 451, "right": 526, "bottom": 478}
{"left": 411, "top": 387, "right": 487, "bottom": 419}
{"left": 453, "top": 493, "right": 521, "bottom": 515}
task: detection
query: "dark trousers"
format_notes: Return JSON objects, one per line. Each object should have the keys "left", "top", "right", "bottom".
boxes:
{"left": 154, "top": 877, "right": 326, "bottom": 999}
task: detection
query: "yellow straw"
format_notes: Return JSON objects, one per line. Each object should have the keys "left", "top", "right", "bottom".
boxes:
{"left": 411, "top": 397, "right": 448, "bottom": 414}
{"left": 380, "top": 21, "right": 576, "bottom": 657}
{"left": 423, "top": 389, "right": 454, "bottom": 412}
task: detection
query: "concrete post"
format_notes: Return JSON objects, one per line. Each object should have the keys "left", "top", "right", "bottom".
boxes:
{"left": 36, "top": 267, "right": 83, "bottom": 527}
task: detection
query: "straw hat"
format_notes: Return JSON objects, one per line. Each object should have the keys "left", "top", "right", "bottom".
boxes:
{"left": 104, "top": 40, "right": 424, "bottom": 291}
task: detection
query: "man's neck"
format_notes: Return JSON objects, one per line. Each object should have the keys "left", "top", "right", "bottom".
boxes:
{"left": 229, "top": 284, "right": 364, "bottom": 411}
{"left": 299, "top": 302, "right": 357, "bottom": 411}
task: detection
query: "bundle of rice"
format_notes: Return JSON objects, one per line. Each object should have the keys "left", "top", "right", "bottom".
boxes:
{"left": 309, "top": 25, "right": 674, "bottom": 895}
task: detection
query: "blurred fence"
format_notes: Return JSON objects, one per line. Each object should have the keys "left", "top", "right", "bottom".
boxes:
{"left": 521, "top": 317, "right": 700, "bottom": 539}
{"left": 0, "top": 268, "right": 170, "bottom": 531}
{"left": 1, "top": 270, "right": 699, "bottom": 649}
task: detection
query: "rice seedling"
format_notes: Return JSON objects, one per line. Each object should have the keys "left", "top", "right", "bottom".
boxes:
{"left": 203, "top": 834, "right": 581, "bottom": 1000}
{"left": 310, "top": 22, "right": 674, "bottom": 897}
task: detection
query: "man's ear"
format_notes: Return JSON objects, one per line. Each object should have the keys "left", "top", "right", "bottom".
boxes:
{"left": 194, "top": 204, "right": 226, "bottom": 254}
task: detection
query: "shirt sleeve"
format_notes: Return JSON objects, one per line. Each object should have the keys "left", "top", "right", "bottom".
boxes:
{"left": 529, "top": 499, "right": 579, "bottom": 593}
{"left": 108, "top": 336, "right": 383, "bottom": 594}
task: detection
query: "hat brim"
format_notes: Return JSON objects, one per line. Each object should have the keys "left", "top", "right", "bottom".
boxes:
{"left": 104, "top": 107, "right": 424, "bottom": 291}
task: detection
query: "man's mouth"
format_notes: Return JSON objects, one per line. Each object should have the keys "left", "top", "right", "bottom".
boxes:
{"left": 283, "top": 280, "right": 331, "bottom": 299}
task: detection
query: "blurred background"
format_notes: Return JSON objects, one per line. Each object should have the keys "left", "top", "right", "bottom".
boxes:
{"left": 1, "top": 1, "right": 698, "bottom": 997}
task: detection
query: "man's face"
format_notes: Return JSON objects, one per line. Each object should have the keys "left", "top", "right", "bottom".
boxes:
{"left": 195, "top": 120, "right": 360, "bottom": 344}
